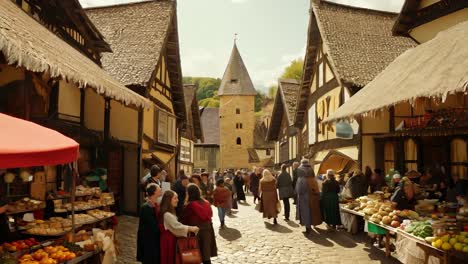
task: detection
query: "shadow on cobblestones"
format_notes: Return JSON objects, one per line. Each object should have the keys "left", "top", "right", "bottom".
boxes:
{"left": 116, "top": 197, "right": 402, "bottom": 264}
{"left": 218, "top": 227, "right": 242, "bottom": 241}
{"left": 264, "top": 222, "right": 293, "bottom": 233}
{"left": 320, "top": 229, "right": 358, "bottom": 248}
{"left": 303, "top": 229, "right": 334, "bottom": 247}
{"left": 285, "top": 220, "right": 300, "bottom": 228}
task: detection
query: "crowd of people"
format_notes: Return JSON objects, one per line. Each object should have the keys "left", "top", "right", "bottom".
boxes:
{"left": 135, "top": 161, "right": 468, "bottom": 264}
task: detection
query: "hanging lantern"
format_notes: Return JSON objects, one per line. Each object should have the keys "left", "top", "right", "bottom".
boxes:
{"left": 336, "top": 121, "right": 354, "bottom": 139}
{"left": 20, "top": 170, "right": 31, "bottom": 182}
{"left": 4, "top": 172, "right": 16, "bottom": 183}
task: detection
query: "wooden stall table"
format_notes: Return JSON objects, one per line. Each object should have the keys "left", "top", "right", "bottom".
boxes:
{"left": 397, "top": 229, "right": 448, "bottom": 264}
{"left": 340, "top": 206, "right": 396, "bottom": 257}
{"left": 367, "top": 221, "right": 397, "bottom": 257}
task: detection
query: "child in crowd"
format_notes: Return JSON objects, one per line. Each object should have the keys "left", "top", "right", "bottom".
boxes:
{"left": 213, "top": 179, "right": 231, "bottom": 228}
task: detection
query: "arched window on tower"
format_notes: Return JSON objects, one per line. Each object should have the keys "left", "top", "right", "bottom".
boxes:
{"left": 236, "top": 137, "right": 241, "bottom": 145}
{"left": 236, "top": 108, "right": 240, "bottom": 114}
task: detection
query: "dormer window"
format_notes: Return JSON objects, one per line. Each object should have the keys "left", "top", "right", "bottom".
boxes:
{"left": 230, "top": 79, "right": 238, "bottom": 84}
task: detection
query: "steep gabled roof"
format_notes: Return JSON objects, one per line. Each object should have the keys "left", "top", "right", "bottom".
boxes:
{"left": 218, "top": 43, "right": 257, "bottom": 96}
{"left": 254, "top": 119, "right": 274, "bottom": 149}
{"left": 197, "top": 107, "right": 220, "bottom": 145}
{"left": 295, "top": 0, "right": 416, "bottom": 127}
{"left": 266, "top": 79, "right": 301, "bottom": 140}
{"left": 312, "top": 0, "right": 416, "bottom": 87}
{"left": 61, "top": 0, "right": 112, "bottom": 53}
{"left": 325, "top": 20, "right": 468, "bottom": 123}
{"left": 0, "top": 0, "right": 150, "bottom": 108}
{"left": 183, "top": 84, "right": 204, "bottom": 142}
{"left": 86, "top": 1, "right": 174, "bottom": 86}
{"left": 86, "top": 0, "right": 186, "bottom": 120}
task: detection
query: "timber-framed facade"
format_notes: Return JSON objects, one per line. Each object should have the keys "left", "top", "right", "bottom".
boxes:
{"left": 0, "top": 0, "right": 149, "bottom": 214}
{"left": 295, "top": 0, "right": 415, "bottom": 175}
{"left": 86, "top": 0, "right": 186, "bottom": 214}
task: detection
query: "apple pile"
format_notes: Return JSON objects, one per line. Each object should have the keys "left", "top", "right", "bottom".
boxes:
{"left": 1, "top": 238, "right": 39, "bottom": 252}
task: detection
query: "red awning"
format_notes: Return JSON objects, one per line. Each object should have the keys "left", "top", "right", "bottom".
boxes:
{"left": 0, "top": 113, "right": 79, "bottom": 168}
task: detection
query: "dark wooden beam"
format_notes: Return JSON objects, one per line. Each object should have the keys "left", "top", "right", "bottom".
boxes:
{"left": 80, "top": 88, "right": 85, "bottom": 126}
{"left": 308, "top": 78, "right": 340, "bottom": 105}
{"left": 397, "top": 0, "right": 468, "bottom": 35}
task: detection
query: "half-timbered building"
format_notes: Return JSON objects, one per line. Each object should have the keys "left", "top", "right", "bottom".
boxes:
{"left": 249, "top": 119, "right": 275, "bottom": 170}
{"left": 86, "top": 0, "right": 186, "bottom": 213}
{"left": 179, "top": 84, "right": 204, "bottom": 175}
{"left": 325, "top": 1, "right": 468, "bottom": 180}
{"left": 0, "top": 0, "right": 149, "bottom": 211}
{"left": 267, "top": 79, "right": 301, "bottom": 172}
{"left": 194, "top": 107, "right": 220, "bottom": 174}
{"left": 295, "top": 0, "right": 415, "bottom": 175}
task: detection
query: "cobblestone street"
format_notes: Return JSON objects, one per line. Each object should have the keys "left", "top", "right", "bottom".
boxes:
{"left": 115, "top": 194, "right": 401, "bottom": 264}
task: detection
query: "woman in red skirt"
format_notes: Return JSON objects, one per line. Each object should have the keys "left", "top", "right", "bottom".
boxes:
{"left": 159, "top": 190, "right": 199, "bottom": 264}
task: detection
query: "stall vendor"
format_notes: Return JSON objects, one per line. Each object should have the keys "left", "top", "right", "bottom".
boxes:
{"left": 0, "top": 198, "right": 12, "bottom": 244}
{"left": 391, "top": 177, "right": 416, "bottom": 210}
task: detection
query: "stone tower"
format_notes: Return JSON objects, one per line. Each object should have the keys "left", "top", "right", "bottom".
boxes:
{"left": 218, "top": 43, "right": 257, "bottom": 171}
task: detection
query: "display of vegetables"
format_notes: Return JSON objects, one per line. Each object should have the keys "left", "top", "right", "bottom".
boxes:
{"left": 405, "top": 221, "right": 433, "bottom": 239}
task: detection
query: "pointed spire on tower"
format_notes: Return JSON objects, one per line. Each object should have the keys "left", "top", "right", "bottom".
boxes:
{"left": 218, "top": 42, "right": 257, "bottom": 96}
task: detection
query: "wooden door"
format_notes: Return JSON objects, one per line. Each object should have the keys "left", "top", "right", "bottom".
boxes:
{"left": 107, "top": 147, "right": 123, "bottom": 212}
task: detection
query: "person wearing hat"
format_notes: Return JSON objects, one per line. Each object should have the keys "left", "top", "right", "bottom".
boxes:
{"left": 321, "top": 169, "right": 341, "bottom": 230}
{"left": 296, "top": 159, "right": 322, "bottom": 233}
{"left": 391, "top": 177, "right": 416, "bottom": 210}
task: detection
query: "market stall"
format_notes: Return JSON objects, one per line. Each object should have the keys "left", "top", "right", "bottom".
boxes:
{"left": 0, "top": 113, "right": 116, "bottom": 264}
{"left": 339, "top": 190, "right": 468, "bottom": 263}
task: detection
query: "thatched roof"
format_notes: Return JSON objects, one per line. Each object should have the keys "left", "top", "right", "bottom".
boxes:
{"left": 197, "top": 107, "right": 220, "bottom": 145}
{"left": 183, "top": 84, "right": 204, "bottom": 142}
{"left": 218, "top": 43, "right": 257, "bottom": 96}
{"left": 0, "top": 0, "right": 150, "bottom": 108}
{"left": 324, "top": 20, "right": 468, "bottom": 123}
{"left": 267, "top": 79, "right": 301, "bottom": 140}
{"left": 86, "top": 1, "right": 174, "bottom": 87}
{"left": 312, "top": 0, "right": 416, "bottom": 87}
{"left": 59, "top": 0, "right": 112, "bottom": 53}
{"left": 295, "top": 0, "right": 415, "bottom": 127}
{"left": 254, "top": 120, "right": 274, "bottom": 149}
{"left": 86, "top": 0, "right": 186, "bottom": 120}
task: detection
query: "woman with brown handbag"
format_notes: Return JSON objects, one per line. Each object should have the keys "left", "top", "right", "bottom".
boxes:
{"left": 159, "top": 190, "right": 199, "bottom": 264}
{"left": 182, "top": 184, "right": 218, "bottom": 264}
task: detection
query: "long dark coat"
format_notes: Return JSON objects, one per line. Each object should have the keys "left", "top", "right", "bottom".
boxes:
{"left": 136, "top": 202, "right": 160, "bottom": 264}
{"left": 233, "top": 176, "right": 246, "bottom": 201}
{"left": 296, "top": 163, "right": 322, "bottom": 227}
{"left": 276, "top": 172, "right": 294, "bottom": 199}
{"left": 250, "top": 172, "right": 261, "bottom": 197}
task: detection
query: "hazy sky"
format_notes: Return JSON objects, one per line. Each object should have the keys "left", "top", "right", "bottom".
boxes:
{"left": 80, "top": 0, "right": 405, "bottom": 92}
